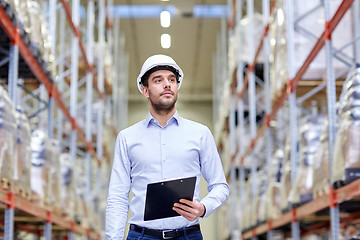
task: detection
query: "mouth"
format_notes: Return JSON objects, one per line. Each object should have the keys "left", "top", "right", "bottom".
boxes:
{"left": 161, "top": 91, "right": 173, "bottom": 96}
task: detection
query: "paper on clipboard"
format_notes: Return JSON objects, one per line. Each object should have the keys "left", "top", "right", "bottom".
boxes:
{"left": 144, "top": 176, "right": 196, "bottom": 221}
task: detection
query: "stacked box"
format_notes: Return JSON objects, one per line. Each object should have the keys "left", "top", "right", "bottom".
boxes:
{"left": 289, "top": 114, "right": 326, "bottom": 206}
{"left": 4, "top": 0, "right": 56, "bottom": 78}
{"left": 14, "top": 107, "right": 32, "bottom": 198}
{"left": 267, "top": 149, "right": 284, "bottom": 219}
{"left": 333, "top": 68, "right": 360, "bottom": 187}
{"left": 313, "top": 121, "right": 331, "bottom": 197}
{"left": 255, "top": 169, "right": 268, "bottom": 224}
{"left": 280, "top": 137, "right": 293, "bottom": 212}
{"left": 48, "top": 139, "right": 61, "bottom": 212}
{"left": 30, "top": 129, "right": 51, "bottom": 205}
{"left": 60, "top": 153, "right": 75, "bottom": 218}
{"left": 0, "top": 86, "right": 16, "bottom": 189}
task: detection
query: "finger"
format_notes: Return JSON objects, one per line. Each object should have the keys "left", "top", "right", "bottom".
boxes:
{"left": 173, "top": 203, "right": 193, "bottom": 213}
{"left": 179, "top": 199, "right": 193, "bottom": 206}
{"left": 173, "top": 206, "right": 197, "bottom": 221}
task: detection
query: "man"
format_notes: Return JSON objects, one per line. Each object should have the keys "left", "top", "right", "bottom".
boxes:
{"left": 106, "top": 54, "right": 229, "bottom": 239}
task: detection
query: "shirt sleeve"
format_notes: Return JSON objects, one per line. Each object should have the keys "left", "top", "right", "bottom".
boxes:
{"left": 199, "top": 127, "right": 230, "bottom": 218}
{"left": 105, "top": 133, "right": 131, "bottom": 239}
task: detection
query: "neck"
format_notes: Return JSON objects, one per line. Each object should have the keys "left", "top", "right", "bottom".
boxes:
{"left": 150, "top": 106, "right": 176, "bottom": 127}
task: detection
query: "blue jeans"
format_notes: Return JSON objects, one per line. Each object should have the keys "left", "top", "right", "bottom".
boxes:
{"left": 126, "top": 229, "right": 203, "bottom": 240}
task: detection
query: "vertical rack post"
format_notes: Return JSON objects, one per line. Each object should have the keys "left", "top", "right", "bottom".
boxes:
{"left": 8, "top": 27, "right": 19, "bottom": 105}
{"left": 246, "top": 1, "right": 258, "bottom": 239}
{"left": 4, "top": 193, "right": 14, "bottom": 240}
{"left": 228, "top": 2, "right": 237, "bottom": 238}
{"left": 112, "top": 9, "right": 119, "bottom": 127}
{"left": 285, "top": 0, "right": 300, "bottom": 238}
{"left": 262, "top": 0, "right": 273, "bottom": 239}
{"left": 86, "top": 0, "right": 95, "bottom": 201}
{"left": 324, "top": 0, "right": 340, "bottom": 239}
{"left": 5, "top": 25, "right": 18, "bottom": 240}
{"left": 353, "top": 0, "right": 360, "bottom": 64}
{"left": 44, "top": 211, "right": 52, "bottom": 240}
{"left": 70, "top": 0, "right": 80, "bottom": 162}
{"left": 229, "top": 95, "right": 237, "bottom": 238}
{"left": 119, "top": 34, "right": 128, "bottom": 131}
{"left": 97, "top": 0, "right": 105, "bottom": 207}
{"left": 113, "top": 16, "right": 120, "bottom": 130}
{"left": 235, "top": 0, "right": 245, "bottom": 236}
{"left": 106, "top": 0, "right": 114, "bottom": 180}
{"left": 57, "top": 8, "right": 66, "bottom": 150}
{"left": 48, "top": 0, "right": 57, "bottom": 140}
{"left": 68, "top": 231, "right": 74, "bottom": 240}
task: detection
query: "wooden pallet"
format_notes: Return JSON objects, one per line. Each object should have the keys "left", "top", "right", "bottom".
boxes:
{"left": 313, "top": 187, "right": 330, "bottom": 199}
{"left": 15, "top": 187, "right": 32, "bottom": 201}
{"left": 0, "top": 177, "right": 11, "bottom": 191}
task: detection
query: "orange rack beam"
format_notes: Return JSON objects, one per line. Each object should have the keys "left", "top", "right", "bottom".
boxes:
{"left": 59, "top": 0, "right": 112, "bottom": 97}
{"left": 0, "top": 188, "right": 100, "bottom": 239}
{"left": 236, "top": 0, "right": 354, "bottom": 164}
{"left": 242, "top": 178, "right": 360, "bottom": 239}
{"left": 0, "top": 5, "right": 102, "bottom": 167}
{"left": 239, "top": 0, "right": 355, "bottom": 238}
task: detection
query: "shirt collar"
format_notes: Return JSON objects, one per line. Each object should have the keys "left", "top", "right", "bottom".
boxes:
{"left": 145, "top": 111, "right": 180, "bottom": 127}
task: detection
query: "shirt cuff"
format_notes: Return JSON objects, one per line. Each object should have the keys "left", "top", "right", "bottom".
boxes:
{"left": 200, "top": 199, "right": 211, "bottom": 218}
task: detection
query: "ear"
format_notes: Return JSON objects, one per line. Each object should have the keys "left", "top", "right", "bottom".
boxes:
{"left": 142, "top": 86, "right": 149, "bottom": 98}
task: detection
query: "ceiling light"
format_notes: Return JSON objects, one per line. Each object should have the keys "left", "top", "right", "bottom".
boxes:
{"left": 161, "top": 0, "right": 169, "bottom": 1}
{"left": 160, "top": 10, "right": 171, "bottom": 28}
{"left": 161, "top": 34, "right": 171, "bottom": 49}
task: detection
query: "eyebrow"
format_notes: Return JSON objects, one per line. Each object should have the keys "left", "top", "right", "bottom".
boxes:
{"left": 151, "top": 73, "right": 176, "bottom": 80}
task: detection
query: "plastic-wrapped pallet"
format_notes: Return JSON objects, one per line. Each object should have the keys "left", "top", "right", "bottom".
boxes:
{"left": 60, "top": 153, "right": 75, "bottom": 218}
{"left": 73, "top": 163, "right": 87, "bottom": 225}
{"left": 49, "top": 139, "right": 61, "bottom": 213}
{"left": 11, "top": 0, "right": 31, "bottom": 37}
{"left": 280, "top": 136, "right": 293, "bottom": 212}
{"left": 289, "top": 114, "right": 326, "bottom": 206}
{"left": 245, "top": 177, "right": 258, "bottom": 229}
{"left": 241, "top": 179, "right": 252, "bottom": 231}
{"left": 267, "top": 149, "right": 284, "bottom": 219}
{"left": 269, "top": 0, "right": 288, "bottom": 101}
{"left": 333, "top": 68, "right": 360, "bottom": 187}
{"left": 26, "top": 0, "right": 55, "bottom": 77}
{"left": 0, "top": 86, "right": 16, "bottom": 189}
{"left": 31, "top": 129, "right": 51, "bottom": 205}
{"left": 255, "top": 168, "right": 268, "bottom": 224}
{"left": 269, "top": 0, "right": 353, "bottom": 101}
{"left": 313, "top": 120, "right": 331, "bottom": 198}
{"left": 14, "top": 107, "right": 32, "bottom": 198}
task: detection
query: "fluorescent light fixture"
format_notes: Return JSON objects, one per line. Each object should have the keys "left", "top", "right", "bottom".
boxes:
{"left": 160, "top": 10, "right": 171, "bottom": 28}
{"left": 161, "top": 0, "right": 169, "bottom": 1}
{"left": 161, "top": 34, "right": 171, "bottom": 49}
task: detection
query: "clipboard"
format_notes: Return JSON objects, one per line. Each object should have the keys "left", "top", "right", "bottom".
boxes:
{"left": 144, "top": 176, "right": 196, "bottom": 221}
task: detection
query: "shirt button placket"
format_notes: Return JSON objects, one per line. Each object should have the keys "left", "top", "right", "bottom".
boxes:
{"left": 160, "top": 128, "right": 167, "bottom": 179}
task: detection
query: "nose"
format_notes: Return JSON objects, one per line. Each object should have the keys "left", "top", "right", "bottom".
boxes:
{"left": 163, "top": 78, "right": 171, "bottom": 88}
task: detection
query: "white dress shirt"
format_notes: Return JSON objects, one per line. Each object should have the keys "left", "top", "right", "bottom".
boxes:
{"left": 105, "top": 111, "right": 230, "bottom": 239}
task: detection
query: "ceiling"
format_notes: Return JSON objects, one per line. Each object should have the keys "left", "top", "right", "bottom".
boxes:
{"left": 113, "top": 0, "right": 227, "bottom": 103}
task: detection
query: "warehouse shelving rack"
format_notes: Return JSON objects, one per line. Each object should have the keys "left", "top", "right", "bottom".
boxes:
{"left": 0, "top": 0, "right": 128, "bottom": 239}
{"left": 215, "top": 0, "right": 360, "bottom": 239}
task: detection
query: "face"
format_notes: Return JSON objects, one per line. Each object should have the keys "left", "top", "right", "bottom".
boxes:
{"left": 142, "top": 70, "right": 179, "bottom": 113}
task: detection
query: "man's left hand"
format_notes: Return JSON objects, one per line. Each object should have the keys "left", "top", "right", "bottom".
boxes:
{"left": 173, "top": 199, "right": 205, "bottom": 221}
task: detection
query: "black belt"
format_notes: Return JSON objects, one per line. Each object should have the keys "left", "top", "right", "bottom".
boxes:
{"left": 130, "top": 224, "right": 201, "bottom": 239}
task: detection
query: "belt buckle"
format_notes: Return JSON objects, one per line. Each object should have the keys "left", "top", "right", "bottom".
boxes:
{"left": 162, "top": 230, "right": 173, "bottom": 239}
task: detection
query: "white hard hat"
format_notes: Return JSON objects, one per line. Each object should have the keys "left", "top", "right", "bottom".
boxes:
{"left": 137, "top": 54, "right": 184, "bottom": 93}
